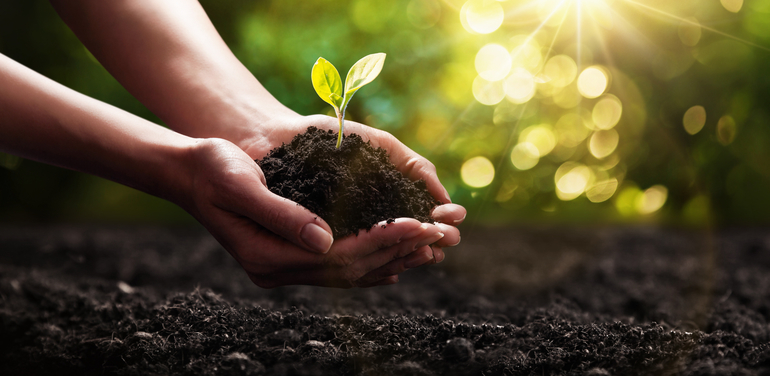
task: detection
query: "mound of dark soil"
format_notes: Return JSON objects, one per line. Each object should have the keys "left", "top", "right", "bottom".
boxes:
{"left": 2, "top": 225, "right": 770, "bottom": 375}
{"left": 257, "top": 127, "right": 439, "bottom": 238}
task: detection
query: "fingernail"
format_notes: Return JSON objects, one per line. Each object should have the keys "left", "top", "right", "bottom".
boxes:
{"left": 434, "top": 247, "right": 445, "bottom": 263}
{"left": 405, "top": 251, "right": 434, "bottom": 269}
{"left": 415, "top": 232, "right": 444, "bottom": 250}
{"left": 301, "top": 223, "right": 333, "bottom": 254}
{"left": 399, "top": 223, "right": 428, "bottom": 242}
{"left": 453, "top": 211, "right": 467, "bottom": 224}
{"left": 443, "top": 187, "right": 452, "bottom": 203}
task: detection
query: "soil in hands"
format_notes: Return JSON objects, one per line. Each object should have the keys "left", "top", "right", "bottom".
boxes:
{"left": 257, "top": 126, "right": 440, "bottom": 238}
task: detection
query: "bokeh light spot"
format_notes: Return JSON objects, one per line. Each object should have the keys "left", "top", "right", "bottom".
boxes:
{"left": 510, "top": 142, "right": 540, "bottom": 170}
{"left": 461, "top": 0, "right": 504, "bottom": 34}
{"left": 504, "top": 67, "right": 536, "bottom": 104}
{"left": 678, "top": 17, "right": 702, "bottom": 46}
{"left": 721, "top": 0, "right": 744, "bottom": 13}
{"left": 554, "top": 84, "right": 583, "bottom": 109}
{"left": 589, "top": 129, "right": 619, "bottom": 159}
{"left": 555, "top": 111, "right": 592, "bottom": 147}
{"left": 544, "top": 55, "right": 578, "bottom": 88}
{"left": 683, "top": 105, "right": 707, "bottom": 135}
{"left": 476, "top": 44, "right": 512, "bottom": 81}
{"left": 717, "top": 115, "right": 737, "bottom": 145}
{"left": 592, "top": 94, "right": 623, "bottom": 130}
{"left": 473, "top": 76, "right": 506, "bottom": 105}
{"left": 637, "top": 185, "right": 668, "bottom": 214}
{"left": 615, "top": 184, "right": 642, "bottom": 216}
{"left": 587, "top": 178, "right": 619, "bottom": 203}
{"left": 520, "top": 125, "right": 557, "bottom": 156}
{"left": 555, "top": 162, "right": 593, "bottom": 201}
{"left": 461, "top": 156, "right": 496, "bottom": 188}
{"left": 577, "top": 66, "right": 609, "bottom": 98}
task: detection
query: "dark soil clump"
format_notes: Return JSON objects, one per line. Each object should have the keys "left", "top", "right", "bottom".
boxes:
{"left": 257, "top": 127, "right": 440, "bottom": 238}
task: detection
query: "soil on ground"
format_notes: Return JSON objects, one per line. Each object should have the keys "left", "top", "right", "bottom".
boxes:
{"left": 1, "top": 225, "right": 770, "bottom": 375}
{"left": 257, "top": 127, "right": 439, "bottom": 238}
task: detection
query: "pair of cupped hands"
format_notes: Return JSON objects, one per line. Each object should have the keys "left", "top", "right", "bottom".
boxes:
{"left": 182, "top": 114, "right": 466, "bottom": 289}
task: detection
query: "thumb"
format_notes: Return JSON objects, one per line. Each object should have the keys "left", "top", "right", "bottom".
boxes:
{"left": 229, "top": 183, "right": 334, "bottom": 254}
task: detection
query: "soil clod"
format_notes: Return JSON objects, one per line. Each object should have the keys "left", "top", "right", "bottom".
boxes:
{"left": 257, "top": 127, "right": 439, "bottom": 238}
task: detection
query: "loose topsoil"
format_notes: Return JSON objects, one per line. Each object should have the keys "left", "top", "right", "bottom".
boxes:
{"left": 2, "top": 225, "right": 770, "bottom": 375}
{"left": 257, "top": 127, "right": 439, "bottom": 238}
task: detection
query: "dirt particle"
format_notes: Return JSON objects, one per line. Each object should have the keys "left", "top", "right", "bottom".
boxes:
{"left": 444, "top": 337, "right": 475, "bottom": 362}
{"left": 267, "top": 328, "right": 302, "bottom": 347}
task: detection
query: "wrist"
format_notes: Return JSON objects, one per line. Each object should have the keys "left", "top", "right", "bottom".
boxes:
{"left": 164, "top": 87, "right": 301, "bottom": 152}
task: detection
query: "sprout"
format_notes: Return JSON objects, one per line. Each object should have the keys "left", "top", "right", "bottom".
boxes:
{"left": 311, "top": 53, "right": 386, "bottom": 149}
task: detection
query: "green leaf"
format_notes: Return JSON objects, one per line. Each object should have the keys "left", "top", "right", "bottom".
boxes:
{"left": 311, "top": 57, "right": 343, "bottom": 109}
{"left": 342, "top": 53, "right": 386, "bottom": 108}
{"left": 329, "top": 93, "right": 343, "bottom": 108}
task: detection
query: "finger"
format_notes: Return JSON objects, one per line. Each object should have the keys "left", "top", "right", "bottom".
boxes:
{"left": 431, "top": 203, "right": 467, "bottom": 225}
{"left": 355, "top": 246, "right": 435, "bottom": 286}
{"left": 430, "top": 245, "right": 446, "bottom": 264}
{"left": 201, "top": 207, "right": 332, "bottom": 275}
{"left": 218, "top": 168, "right": 334, "bottom": 254}
{"left": 434, "top": 223, "right": 460, "bottom": 248}
{"left": 348, "top": 225, "right": 443, "bottom": 278}
{"left": 270, "top": 222, "right": 444, "bottom": 287}
{"left": 325, "top": 218, "right": 430, "bottom": 267}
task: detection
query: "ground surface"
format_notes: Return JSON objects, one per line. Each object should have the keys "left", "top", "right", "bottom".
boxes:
{"left": 1, "top": 225, "right": 769, "bottom": 375}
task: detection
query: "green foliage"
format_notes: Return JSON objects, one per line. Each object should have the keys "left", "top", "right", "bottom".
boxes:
{"left": 312, "top": 53, "right": 386, "bottom": 148}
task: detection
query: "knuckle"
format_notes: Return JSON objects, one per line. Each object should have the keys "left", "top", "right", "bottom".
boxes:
{"left": 263, "top": 204, "right": 287, "bottom": 227}
{"left": 325, "top": 251, "right": 355, "bottom": 268}
{"left": 424, "top": 160, "right": 437, "bottom": 173}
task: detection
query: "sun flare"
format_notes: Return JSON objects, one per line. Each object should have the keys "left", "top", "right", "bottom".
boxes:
{"left": 453, "top": 0, "right": 768, "bottom": 213}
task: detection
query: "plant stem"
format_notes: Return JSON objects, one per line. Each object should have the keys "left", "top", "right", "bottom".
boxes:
{"left": 335, "top": 108, "right": 345, "bottom": 149}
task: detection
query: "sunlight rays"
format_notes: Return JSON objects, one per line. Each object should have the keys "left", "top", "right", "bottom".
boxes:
{"left": 620, "top": 0, "right": 770, "bottom": 52}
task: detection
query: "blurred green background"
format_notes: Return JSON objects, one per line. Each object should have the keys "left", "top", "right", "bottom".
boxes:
{"left": 1, "top": 0, "right": 769, "bottom": 227}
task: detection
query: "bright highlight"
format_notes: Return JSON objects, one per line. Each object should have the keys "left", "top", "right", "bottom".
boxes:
{"left": 577, "top": 66, "right": 609, "bottom": 98}
{"left": 461, "top": 156, "right": 496, "bottom": 188}
{"left": 476, "top": 44, "right": 512, "bottom": 81}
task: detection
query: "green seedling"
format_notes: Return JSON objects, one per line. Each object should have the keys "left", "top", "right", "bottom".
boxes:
{"left": 312, "top": 53, "right": 386, "bottom": 149}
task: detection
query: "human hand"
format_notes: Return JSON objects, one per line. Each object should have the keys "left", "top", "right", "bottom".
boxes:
{"left": 237, "top": 114, "right": 467, "bottom": 266}
{"left": 177, "top": 138, "right": 450, "bottom": 288}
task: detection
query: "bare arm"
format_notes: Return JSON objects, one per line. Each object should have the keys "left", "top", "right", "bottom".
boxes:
{"left": 48, "top": 0, "right": 295, "bottom": 145}
{"left": 0, "top": 53, "right": 193, "bottom": 201}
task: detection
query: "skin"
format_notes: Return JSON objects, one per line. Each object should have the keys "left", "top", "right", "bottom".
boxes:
{"left": 0, "top": 0, "right": 467, "bottom": 288}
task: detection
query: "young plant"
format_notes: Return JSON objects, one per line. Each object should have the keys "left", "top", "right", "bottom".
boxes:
{"left": 312, "top": 53, "right": 386, "bottom": 149}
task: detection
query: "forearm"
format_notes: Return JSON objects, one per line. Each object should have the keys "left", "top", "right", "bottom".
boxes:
{"left": 49, "top": 0, "right": 296, "bottom": 147}
{"left": 0, "top": 53, "right": 194, "bottom": 202}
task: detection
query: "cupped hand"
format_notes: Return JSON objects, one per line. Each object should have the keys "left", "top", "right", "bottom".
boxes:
{"left": 240, "top": 114, "right": 467, "bottom": 256}
{"left": 177, "top": 138, "right": 451, "bottom": 288}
